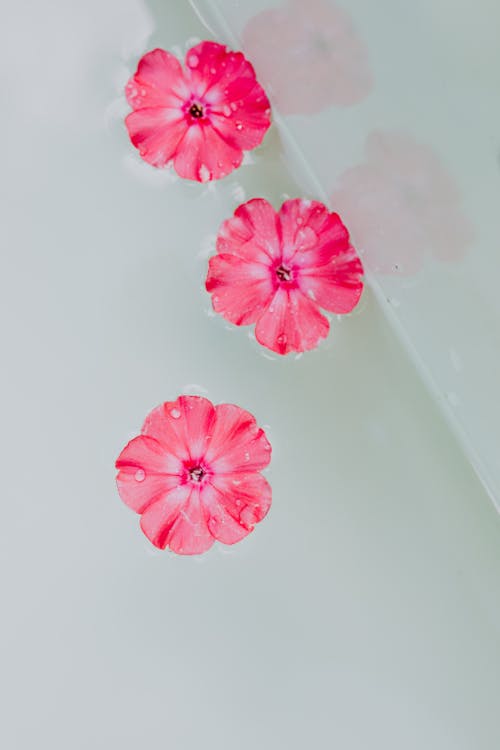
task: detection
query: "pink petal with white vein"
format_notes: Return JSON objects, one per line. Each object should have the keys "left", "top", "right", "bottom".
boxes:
{"left": 206, "top": 472, "right": 272, "bottom": 543}
{"left": 206, "top": 253, "right": 274, "bottom": 325}
{"left": 125, "top": 107, "right": 188, "bottom": 168}
{"left": 140, "top": 484, "right": 213, "bottom": 553}
{"left": 143, "top": 396, "right": 215, "bottom": 463}
{"left": 126, "top": 48, "right": 188, "bottom": 109}
{"left": 279, "top": 200, "right": 350, "bottom": 265}
{"left": 299, "top": 247, "right": 364, "bottom": 313}
{"left": 205, "top": 403, "right": 272, "bottom": 474}
{"left": 217, "top": 199, "right": 281, "bottom": 263}
{"left": 116, "top": 435, "right": 182, "bottom": 513}
{"left": 167, "top": 487, "right": 214, "bottom": 554}
{"left": 255, "top": 287, "right": 330, "bottom": 355}
{"left": 173, "top": 122, "right": 243, "bottom": 182}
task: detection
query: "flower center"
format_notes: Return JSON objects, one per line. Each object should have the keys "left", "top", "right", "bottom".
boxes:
{"left": 189, "top": 103, "right": 204, "bottom": 119}
{"left": 276, "top": 264, "right": 292, "bottom": 282}
{"left": 189, "top": 466, "right": 205, "bottom": 482}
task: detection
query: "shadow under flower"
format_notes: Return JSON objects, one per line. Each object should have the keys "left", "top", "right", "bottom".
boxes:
{"left": 331, "top": 131, "right": 474, "bottom": 276}
{"left": 242, "top": 0, "right": 372, "bottom": 115}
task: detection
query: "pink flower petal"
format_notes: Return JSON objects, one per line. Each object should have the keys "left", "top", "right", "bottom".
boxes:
{"left": 255, "top": 287, "right": 330, "bottom": 355}
{"left": 140, "top": 485, "right": 214, "bottom": 554}
{"left": 126, "top": 48, "right": 188, "bottom": 110}
{"left": 173, "top": 122, "right": 243, "bottom": 182}
{"left": 186, "top": 41, "right": 263, "bottom": 106}
{"left": 206, "top": 253, "right": 274, "bottom": 325}
{"left": 142, "top": 396, "right": 215, "bottom": 463}
{"left": 217, "top": 198, "right": 281, "bottom": 263}
{"left": 299, "top": 246, "right": 364, "bottom": 313}
{"left": 116, "top": 435, "right": 183, "bottom": 513}
{"left": 279, "top": 199, "right": 350, "bottom": 266}
{"left": 206, "top": 472, "right": 272, "bottom": 541}
{"left": 205, "top": 403, "right": 272, "bottom": 474}
{"left": 125, "top": 107, "right": 188, "bottom": 168}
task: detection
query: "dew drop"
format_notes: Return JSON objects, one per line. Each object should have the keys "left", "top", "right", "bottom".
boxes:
{"left": 170, "top": 408, "right": 181, "bottom": 419}
{"left": 188, "top": 54, "right": 199, "bottom": 67}
{"left": 135, "top": 469, "right": 146, "bottom": 482}
{"left": 222, "top": 104, "right": 231, "bottom": 117}
{"left": 232, "top": 479, "right": 241, "bottom": 486}
{"left": 244, "top": 451, "right": 250, "bottom": 461}
{"left": 210, "top": 67, "right": 216, "bottom": 74}
{"left": 235, "top": 122, "right": 243, "bottom": 131}
{"left": 140, "top": 88, "right": 147, "bottom": 96}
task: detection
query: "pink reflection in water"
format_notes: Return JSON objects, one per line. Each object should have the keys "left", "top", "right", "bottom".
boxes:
{"left": 242, "top": 0, "right": 372, "bottom": 115}
{"left": 331, "top": 131, "right": 474, "bottom": 275}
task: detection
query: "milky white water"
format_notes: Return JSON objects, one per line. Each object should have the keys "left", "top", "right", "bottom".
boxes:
{"left": 1, "top": 1, "right": 499, "bottom": 748}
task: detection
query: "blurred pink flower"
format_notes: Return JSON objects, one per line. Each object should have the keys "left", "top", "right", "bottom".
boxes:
{"left": 116, "top": 396, "right": 272, "bottom": 555}
{"left": 242, "top": 0, "right": 372, "bottom": 114}
{"left": 125, "top": 42, "right": 271, "bottom": 182}
{"left": 206, "top": 198, "right": 364, "bottom": 355}
{"left": 331, "top": 131, "right": 474, "bottom": 275}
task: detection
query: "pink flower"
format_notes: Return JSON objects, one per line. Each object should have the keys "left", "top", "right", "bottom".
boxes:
{"left": 242, "top": 0, "right": 372, "bottom": 115}
{"left": 116, "top": 396, "right": 272, "bottom": 555}
{"left": 124, "top": 42, "right": 271, "bottom": 182}
{"left": 206, "top": 198, "right": 364, "bottom": 355}
{"left": 331, "top": 131, "right": 474, "bottom": 275}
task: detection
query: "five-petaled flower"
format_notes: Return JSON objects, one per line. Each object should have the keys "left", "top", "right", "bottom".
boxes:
{"left": 116, "top": 396, "right": 272, "bottom": 555}
{"left": 206, "top": 198, "right": 364, "bottom": 355}
{"left": 125, "top": 42, "right": 271, "bottom": 182}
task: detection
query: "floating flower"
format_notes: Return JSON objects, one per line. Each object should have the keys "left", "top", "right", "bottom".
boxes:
{"left": 242, "top": 0, "right": 372, "bottom": 115}
{"left": 116, "top": 396, "right": 272, "bottom": 554}
{"left": 331, "top": 131, "right": 474, "bottom": 275}
{"left": 125, "top": 42, "right": 271, "bottom": 182}
{"left": 206, "top": 198, "right": 364, "bottom": 355}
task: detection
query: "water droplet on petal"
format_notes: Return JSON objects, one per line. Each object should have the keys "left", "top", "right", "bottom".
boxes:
{"left": 170, "top": 408, "right": 181, "bottom": 419}
{"left": 135, "top": 469, "right": 146, "bottom": 482}
{"left": 232, "top": 479, "right": 241, "bottom": 486}
{"left": 210, "top": 67, "right": 216, "bottom": 74}
{"left": 244, "top": 451, "right": 250, "bottom": 461}
{"left": 235, "top": 121, "right": 243, "bottom": 131}
{"left": 222, "top": 105, "right": 231, "bottom": 117}
{"left": 188, "top": 54, "right": 199, "bottom": 67}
